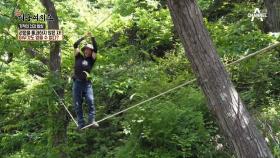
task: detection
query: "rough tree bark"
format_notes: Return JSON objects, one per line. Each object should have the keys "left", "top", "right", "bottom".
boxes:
{"left": 40, "top": 0, "right": 68, "bottom": 157}
{"left": 167, "top": 0, "right": 273, "bottom": 158}
{"left": 264, "top": 0, "right": 280, "bottom": 32}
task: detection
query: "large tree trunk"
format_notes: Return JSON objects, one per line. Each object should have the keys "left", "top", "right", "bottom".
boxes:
{"left": 264, "top": 0, "right": 280, "bottom": 32}
{"left": 167, "top": 0, "right": 273, "bottom": 158}
{"left": 40, "top": 0, "right": 68, "bottom": 157}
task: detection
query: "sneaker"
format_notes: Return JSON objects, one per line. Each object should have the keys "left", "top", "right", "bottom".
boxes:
{"left": 76, "top": 124, "right": 85, "bottom": 131}
{"left": 88, "top": 121, "right": 99, "bottom": 128}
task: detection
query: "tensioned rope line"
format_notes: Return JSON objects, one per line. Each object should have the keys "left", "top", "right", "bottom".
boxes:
{"left": 226, "top": 42, "right": 280, "bottom": 66}
{"left": 95, "top": 12, "right": 114, "bottom": 28}
{"left": 52, "top": 78, "right": 195, "bottom": 129}
{"left": 81, "top": 78, "right": 197, "bottom": 129}
{"left": 81, "top": 42, "right": 280, "bottom": 129}
{"left": 53, "top": 42, "right": 280, "bottom": 129}
{"left": 52, "top": 88, "right": 79, "bottom": 126}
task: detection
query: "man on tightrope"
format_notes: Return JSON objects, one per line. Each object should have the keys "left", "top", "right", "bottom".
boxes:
{"left": 72, "top": 32, "right": 99, "bottom": 129}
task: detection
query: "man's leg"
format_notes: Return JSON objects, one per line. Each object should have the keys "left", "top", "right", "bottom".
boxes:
{"left": 73, "top": 81, "right": 85, "bottom": 128}
{"left": 84, "top": 83, "right": 96, "bottom": 124}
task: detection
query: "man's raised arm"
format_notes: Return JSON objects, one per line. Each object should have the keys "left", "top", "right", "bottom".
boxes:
{"left": 91, "top": 36, "right": 98, "bottom": 59}
{"left": 73, "top": 36, "right": 85, "bottom": 56}
{"left": 91, "top": 37, "right": 98, "bottom": 53}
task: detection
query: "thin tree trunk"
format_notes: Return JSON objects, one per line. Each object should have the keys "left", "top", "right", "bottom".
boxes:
{"left": 40, "top": 0, "right": 68, "bottom": 157}
{"left": 264, "top": 0, "right": 280, "bottom": 32}
{"left": 167, "top": 0, "right": 273, "bottom": 158}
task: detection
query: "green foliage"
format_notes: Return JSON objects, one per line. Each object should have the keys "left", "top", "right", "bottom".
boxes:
{"left": 1, "top": 0, "right": 280, "bottom": 157}
{"left": 116, "top": 88, "right": 220, "bottom": 158}
{"left": 114, "top": 0, "right": 138, "bottom": 16}
{"left": 133, "top": 8, "right": 172, "bottom": 53}
{"left": 258, "top": 99, "right": 280, "bottom": 157}
{"left": 206, "top": 18, "right": 273, "bottom": 57}
{"left": 197, "top": 0, "right": 213, "bottom": 11}
{"left": 114, "top": 0, "right": 159, "bottom": 16}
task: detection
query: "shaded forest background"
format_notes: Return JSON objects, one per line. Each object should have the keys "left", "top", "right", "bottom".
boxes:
{"left": 0, "top": 0, "right": 279, "bottom": 157}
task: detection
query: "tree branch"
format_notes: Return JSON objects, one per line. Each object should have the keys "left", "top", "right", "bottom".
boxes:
{"left": 25, "top": 48, "right": 49, "bottom": 65}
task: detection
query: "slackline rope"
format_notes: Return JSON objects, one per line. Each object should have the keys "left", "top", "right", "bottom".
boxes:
{"left": 95, "top": 12, "right": 113, "bottom": 28}
{"left": 52, "top": 88, "right": 79, "bottom": 127}
{"left": 82, "top": 42, "right": 280, "bottom": 129}
{"left": 52, "top": 42, "right": 279, "bottom": 130}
